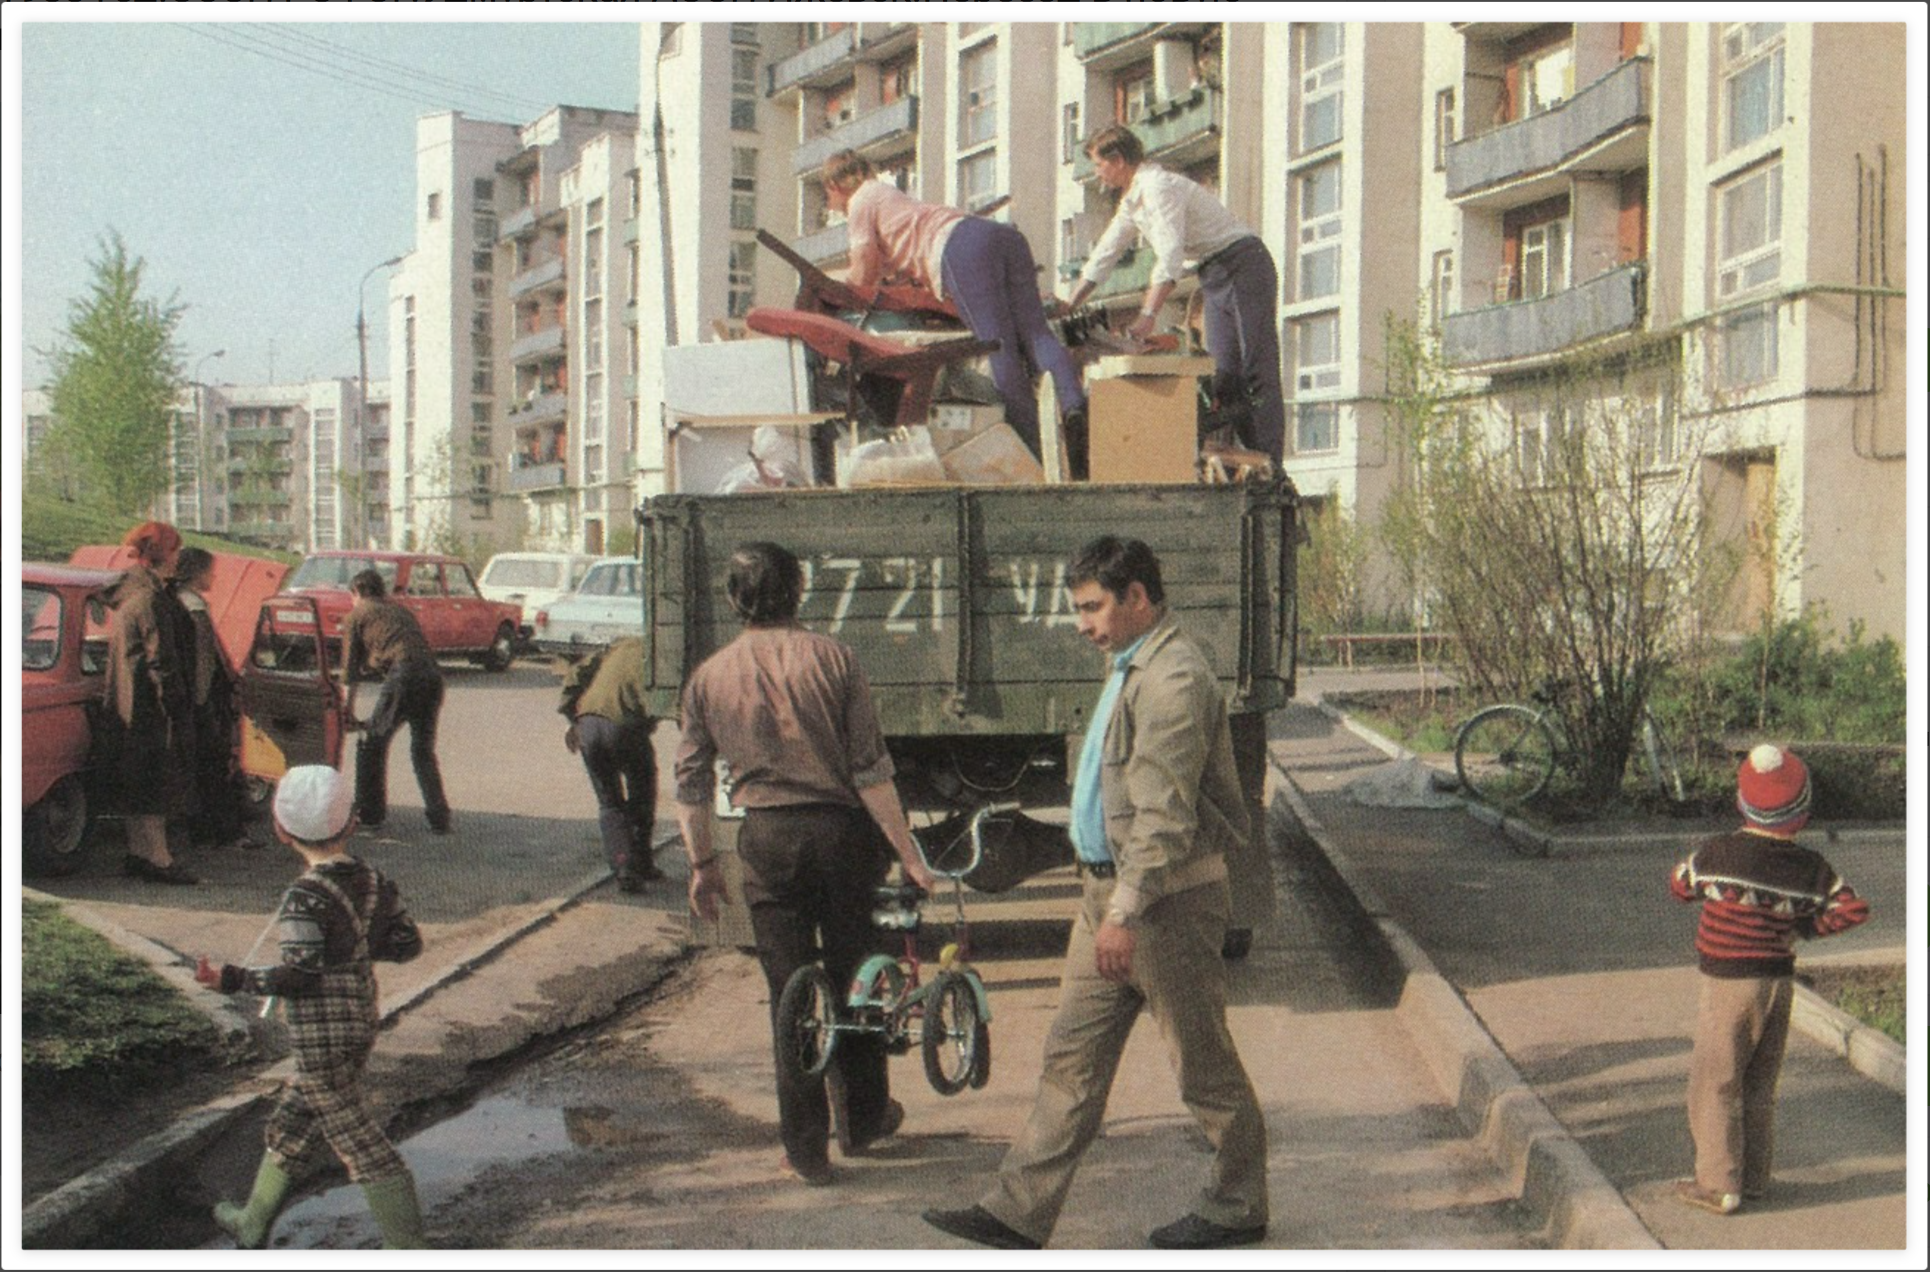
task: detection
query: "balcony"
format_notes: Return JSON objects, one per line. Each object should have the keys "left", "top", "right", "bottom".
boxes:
{"left": 506, "top": 458, "right": 568, "bottom": 492}
{"left": 793, "top": 221, "right": 851, "bottom": 266}
{"left": 227, "top": 521, "right": 295, "bottom": 541}
{"left": 767, "top": 26, "right": 855, "bottom": 96}
{"left": 1074, "top": 86, "right": 1222, "bottom": 183}
{"left": 508, "top": 256, "right": 566, "bottom": 299}
{"left": 1073, "top": 22, "right": 1162, "bottom": 60}
{"left": 792, "top": 95, "right": 920, "bottom": 176}
{"left": 624, "top": 217, "right": 640, "bottom": 245}
{"left": 228, "top": 455, "right": 293, "bottom": 474}
{"left": 500, "top": 204, "right": 539, "bottom": 240}
{"left": 1058, "top": 248, "right": 1157, "bottom": 303}
{"left": 511, "top": 324, "right": 567, "bottom": 363}
{"left": 1442, "top": 261, "right": 1647, "bottom": 369}
{"left": 508, "top": 390, "right": 568, "bottom": 425}
{"left": 1446, "top": 57, "right": 1651, "bottom": 207}
{"left": 229, "top": 489, "right": 293, "bottom": 508}
{"left": 226, "top": 426, "right": 293, "bottom": 443}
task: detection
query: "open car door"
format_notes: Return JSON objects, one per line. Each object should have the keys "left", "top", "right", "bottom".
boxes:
{"left": 238, "top": 595, "right": 344, "bottom": 791}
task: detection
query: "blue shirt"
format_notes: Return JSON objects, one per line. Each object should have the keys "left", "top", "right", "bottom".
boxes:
{"left": 1070, "top": 632, "right": 1152, "bottom": 864}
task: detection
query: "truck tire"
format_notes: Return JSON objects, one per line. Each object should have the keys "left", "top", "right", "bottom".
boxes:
{"left": 24, "top": 775, "right": 93, "bottom": 878}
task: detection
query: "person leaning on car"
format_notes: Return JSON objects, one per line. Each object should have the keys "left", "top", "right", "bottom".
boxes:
{"left": 340, "top": 569, "right": 450, "bottom": 835}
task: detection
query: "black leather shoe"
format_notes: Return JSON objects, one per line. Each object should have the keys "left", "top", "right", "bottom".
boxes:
{"left": 123, "top": 855, "right": 200, "bottom": 886}
{"left": 923, "top": 1205, "right": 1041, "bottom": 1250}
{"left": 1148, "top": 1213, "right": 1266, "bottom": 1249}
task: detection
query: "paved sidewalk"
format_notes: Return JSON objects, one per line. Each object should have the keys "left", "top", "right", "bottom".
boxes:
{"left": 1270, "top": 685, "right": 1911, "bottom": 1251}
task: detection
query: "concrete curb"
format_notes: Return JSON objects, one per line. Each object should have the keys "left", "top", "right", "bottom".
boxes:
{"left": 20, "top": 860, "right": 653, "bottom": 1250}
{"left": 1271, "top": 760, "right": 1661, "bottom": 1249}
{"left": 1792, "top": 983, "right": 1908, "bottom": 1094}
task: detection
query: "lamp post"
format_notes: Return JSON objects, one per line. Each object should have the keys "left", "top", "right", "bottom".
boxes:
{"left": 356, "top": 255, "right": 403, "bottom": 548}
{"left": 189, "top": 349, "right": 225, "bottom": 530}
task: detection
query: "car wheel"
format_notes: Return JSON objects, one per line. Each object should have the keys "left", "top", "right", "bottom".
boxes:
{"left": 24, "top": 775, "right": 93, "bottom": 878}
{"left": 478, "top": 623, "right": 516, "bottom": 672}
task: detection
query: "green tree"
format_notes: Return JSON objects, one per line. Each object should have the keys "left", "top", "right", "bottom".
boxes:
{"left": 39, "top": 232, "right": 186, "bottom": 513}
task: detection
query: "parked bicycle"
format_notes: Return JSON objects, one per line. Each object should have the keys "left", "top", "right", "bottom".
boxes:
{"left": 773, "top": 802, "right": 1015, "bottom": 1098}
{"left": 1453, "top": 682, "right": 1685, "bottom": 810}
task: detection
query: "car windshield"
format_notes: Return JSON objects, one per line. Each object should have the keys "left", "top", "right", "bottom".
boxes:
{"left": 23, "top": 586, "right": 61, "bottom": 671}
{"left": 578, "top": 563, "right": 640, "bottom": 597}
{"left": 483, "top": 559, "right": 563, "bottom": 588}
{"left": 289, "top": 556, "right": 400, "bottom": 591}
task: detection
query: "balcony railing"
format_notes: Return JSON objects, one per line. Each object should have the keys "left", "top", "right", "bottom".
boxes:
{"left": 226, "top": 426, "right": 293, "bottom": 443}
{"left": 1073, "top": 22, "right": 1162, "bottom": 59}
{"left": 508, "top": 257, "right": 566, "bottom": 298}
{"left": 229, "top": 490, "right": 293, "bottom": 508}
{"left": 1074, "top": 86, "right": 1222, "bottom": 182}
{"left": 506, "top": 459, "right": 568, "bottom": 492}
{"left": 1446, "top": 57, "right": 1650, "bottom": 201}
{"left": 768, "top": 26, "right": 856, "bottom": 96}
{"left": 228, "top": 456, "right": 293, "bottom": 474}
{"left": 793, "top": 221, "right": 851, "bottom": 266}
{"left": 792, "top": 95, "right": 920, "bottom": 175}
{"left": 500, "top": 204, "right": 539, "bottom": 240}
{"left": 1058, "top": 249, "right": 1157, "bottom": 303}
{"left": 508, "top": 390, "right": 568, "bottom": 424}
{"left": 510, "top": 325, "right": 567, "bottom": 362}
{"left": 1442, "top": 261, "right": 1647, "bottom": 369}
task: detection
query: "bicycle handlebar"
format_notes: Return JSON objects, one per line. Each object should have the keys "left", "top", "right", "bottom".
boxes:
{"left": 916, "top": 801, "right": 1020, "bottom": 881}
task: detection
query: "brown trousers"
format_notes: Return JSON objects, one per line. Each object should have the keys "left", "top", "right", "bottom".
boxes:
{"left": 1686, "top": 972, "right": 1794, "bottom": 1195}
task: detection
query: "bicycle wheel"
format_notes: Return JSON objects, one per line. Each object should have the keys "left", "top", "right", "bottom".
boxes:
{"left": 921, "top": 971, "right": 983, "bottom": 1097}
{"left": 1455, "top": 704, "right": 1559, "bottom": 808}
{"left": 968, "top": 1018, "right": 992, "bottom": 1089}
{"left": 775, "top": 965, "right": 840, "bottom": 1083}
{"left": 1640, "top": 712, "right": 1687, "bottom": 805}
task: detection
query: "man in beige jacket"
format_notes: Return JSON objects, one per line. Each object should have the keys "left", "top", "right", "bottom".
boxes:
{"left": 925, "top": 536, "right": 1268, "bottom": 1250}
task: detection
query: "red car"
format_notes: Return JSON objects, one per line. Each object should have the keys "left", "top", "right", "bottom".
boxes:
{"left": 277, "top": 550, "right": 523, "bottom": 672}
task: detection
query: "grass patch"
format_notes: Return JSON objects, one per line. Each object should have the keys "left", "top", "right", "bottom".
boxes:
{"left": 22, "top": 486, "right": 297, "bottom": 566}
{"left": 1804, "top": 965, "right": 1907, "bottom": 1046}
{"left": 20, "top": 898, "right": 234, "bottom": 1087}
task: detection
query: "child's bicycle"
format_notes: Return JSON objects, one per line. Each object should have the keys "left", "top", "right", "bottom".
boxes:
{"left": 1453, "top": 681, "right": 1685, "bottom": 811}
{"left": 773, "top": 802, "right": 1015, "bottom": 1097}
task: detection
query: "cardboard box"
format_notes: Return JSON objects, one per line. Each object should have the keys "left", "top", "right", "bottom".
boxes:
{"left": 1086, "top": 372, "right": 1201, "bottom": 483}
{"left": 928, "top": 401, "right": 1005, "bottom": 452}
{"left": 940, "top": 422, "right": 1045, "bottom": 485}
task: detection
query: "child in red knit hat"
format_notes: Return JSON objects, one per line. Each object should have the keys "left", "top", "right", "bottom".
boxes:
{"left": 1668, "top": 744, "right": 1870, "bottom": 1214}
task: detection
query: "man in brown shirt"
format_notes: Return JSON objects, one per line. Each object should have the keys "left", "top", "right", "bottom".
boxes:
{"left": 341, "top": 569, "right": 450, "bottom": 834}
{"left": 674, "top": 541, "right": 933, "bottom": 1186}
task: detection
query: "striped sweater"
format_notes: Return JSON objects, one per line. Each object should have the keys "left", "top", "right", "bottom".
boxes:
{"left": 1671, "top": 829, "right": 1870, "bottom": 977}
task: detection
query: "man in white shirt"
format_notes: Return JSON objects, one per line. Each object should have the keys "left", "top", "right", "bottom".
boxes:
{"left": 1064, "top": 125, "right": 1284, "bottom": 463}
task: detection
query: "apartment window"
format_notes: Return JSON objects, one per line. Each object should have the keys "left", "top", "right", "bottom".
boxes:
{"left": 1062, "top": 101, "right": 1081, "bottom": 165}
{"left": 1294, "top": 403, "right": 1339, "bottom": 454}
{"left": 1117, "top": 64, "right": 1157, "bottom": 125}
{"left": 1521, "top": 42, "right": 1574, "bottom": 116}
{"left": 959, "top": 150, "right": 998, "bottom": 211}
{"left": 1296, "top": 161, "right": 1342, "bottom": 302}
{"left": 1723, "top": 23, "right": 1785, "bottom": 151}
{"left": 732, "top": 48, "right": 759, "bottom": 131}
{"left": 1515, "top": 409, "right": 1567, "bottom": 487}
{"left": 472, "top": 368, "right": 493, "bottom": 395}
{"left": 473, "top": 178, "right": 494, "bottom": 206}
{"left": 1720, "top": 302, "right": 1779, "bottom": 388}
{"left": 472, "top": 331, "right": 492, "bottom": 360}
{"left": 584, "top": 228, "right": 604, "bottom": 297}
{"left": 427, "top": 192, "right": 442, "bottom": 221}
{"left": 731, "top": 148, "right": 759, "bottom": 232}
{"left": 881, "top": 53, "right": 915, "bottom": 105}
{"left": 824, "top": 81, "right": 857, "bottom": 130}
{"left": 474, "top": 214, "right": 496, "bottom": 243}
{"left": 1519, "top": 217, "right": 1568, "bottom": 299}
{"left": 1634, "top": 395, "right": 1680, "bottom": 470}
{"left": 1433, "top": 88, "right": 1457, "bottom": 170}
{"left": 1298, "top": 23, "right": 1344, "bottom": 152}
{"left": 586, "top": 197, "right": 604, "bottom": 230}
{"left": 585, "top": 376, "right": 605, "bottom": 443}
{"left": 1294, "top": 312, "right": 1341, "bottom": 392}
{"left": 730, "top": 22, "right": 759, "bottom": 46}
{"left": 585, "top": 299, "right": 603, "bottom": 370}
{"left": 727, "top": 240, "right": 757, "bottom": 318}
{"left": 1060, "top": 218, "right": 1082, "bottom": 269}
{"left": 472, "top": 250, "right": 493, "bottom": 274}
{"left": 1431, "top": 250, "right": 1456, "bottom": 327}
{"left": 473, "top": 277, "right": 492, "bottom": 300}
{"left": 473, "top": 403, "right": 492, "bottom": 425}
{"left": 960, "top": 42, "right": 998, "bottom": 147}
{"left": 1718, "top": 161, "right": 1782, "bottom": 298}
{"left": 627, "top": 169, "right": 642, "bottom": 219}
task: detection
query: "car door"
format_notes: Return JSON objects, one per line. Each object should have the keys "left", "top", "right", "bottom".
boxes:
{"left": 238, "top": 596, "right": 344, "bottom": 784}
{"left": 399, "top": 560, "right": 450, "bottom": 650}
{"left": 442, "top": 561, "right": 493, "bottom": 652}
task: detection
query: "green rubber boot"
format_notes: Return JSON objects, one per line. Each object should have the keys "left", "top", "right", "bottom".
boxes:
{"left": 212, "top": 1155, "right": 293, "bottom": 1249}
{"left": 361, "top": 1171, "right": 429, "bottom": 1248}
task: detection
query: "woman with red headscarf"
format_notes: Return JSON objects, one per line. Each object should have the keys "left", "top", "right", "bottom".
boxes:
{"left": 103, "top": 520, "right": 201, "bottom": 884}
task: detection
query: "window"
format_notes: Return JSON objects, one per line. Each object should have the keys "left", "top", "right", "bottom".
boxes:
{"left": 1296, "top": 161, "right": 1341, "bottom": 301}
{"left": 586, "top": 197, "right": 604, "bottom": 229}
{"left": 584, "top": 228, "right": 604, "bottom": 297}
{"left": 732, "top": 48, "right": 759, "bottom": 131}
{"left": 824, "top": 81, "right": 856, "bottom": 129}
{"left": 472, "top": 368, "right": 493, "bottom": 395}
{"left": 473, "top": 250, "right": 493, "bottom": 274}
{"left": 1062, "top": 101, "right": 1081, "bottom": 165}
{"left": 1634, "top": 394, "right": 1680, "bottom": 469}
{"left": 1718, "top": 161, "right": 1781, "bottom": 298}
{"left": 1720, "top": 302, "right": 1779, "bottom": 387}
{"left": 427, "top": 192, "right": 442, "bottom": 221}
{"left": 1521, "top": 43, "right": 1573, "bottom": 116}
{"left": 731, "top": 148, "right": 759, "bottom": 232}
{"left": 473, "top": 178, "right": 494, "bottom": 206}
{"left": 959, "top": 150, "right": 998, "bottom": 210}
{"left": 1514, "top": 409, "right": 1567, "bottom": 487}
{"left": 1519, "top": 217, "right": 1568, "bottom": 299}
{"left": 1723, "top": 23, "right": 1784, "bottom": 151}
{"left": 882, "top": 53, "right": 915, "bottom": 105}
{"left": 1294, "top": 403, "right": 1339, "bottom": 454}
{"left": 731, "top": 22, "right": 759, "bottom": 46}
{"left": 1060, "top": 217, "right": 1082, "bottom": 269}
{"left": 474, "top": 213, "right": 496, "bottom": 243}
{"left": 1434, "top": 88, "right": 1457, "bottom": 170}
{"left": 473, "top": 403, "right": 492, "bottom": 425}
{"left": 585, "top": 375, "right": 605, "bottom": 443}
{"left": 1294, "top": 313, "right": 1341, "bottom": 392}
{"left": 960, "top": 42, "right": 997, "bottom": 147}
{"left": 473, "top": 277, "right": 492, "bottom": 300}
{"left": 1431, "top": 250, "right": 1456, "bottom": 327}
{"left": 1117, "top": 64, "right": 1157, "bottom": 125}
{"left": 1298, "top": 23, "right": 1344, "bottom": 152}
{"left": 585, "top": 299, "right": 603, "bottom": 369}
{"left": 727, "top": 240, "right": 757, "bottom": 319}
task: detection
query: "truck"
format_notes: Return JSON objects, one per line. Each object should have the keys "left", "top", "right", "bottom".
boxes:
{"left": 630, "top": 479, "right": 1300, "bottom": 928}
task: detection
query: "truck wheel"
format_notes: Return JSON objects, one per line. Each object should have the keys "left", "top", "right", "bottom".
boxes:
{"left": 478, "top": 623, "right": 516, "bottom": 672}
{"left": 24, "top": 775, "right": 93, "bottom": 878}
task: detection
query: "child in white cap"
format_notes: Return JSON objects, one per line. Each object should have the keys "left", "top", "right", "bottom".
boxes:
{"left": 196, "top": 764, "right": 428, "bottom": 1247}
{"left": 1668, "top": 744, "right": 1870, "bottom": 1215}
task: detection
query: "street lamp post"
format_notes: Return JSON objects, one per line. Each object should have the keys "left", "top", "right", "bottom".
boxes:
{"left": 189, "top": 349, "right": 225, "bottom": 530}
{"left": 356, "top": 255, "right": 403, "bottom": 549}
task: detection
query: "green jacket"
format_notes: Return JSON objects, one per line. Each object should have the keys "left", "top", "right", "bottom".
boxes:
{"left": 1099, "top": 616, "right": 1250, "bottom": 922}
{"left": 558, "top": 637, "right": 653, "bottom": 724}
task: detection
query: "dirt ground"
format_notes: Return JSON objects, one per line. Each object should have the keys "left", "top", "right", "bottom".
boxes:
{"left": 22, "top": 1064, "right": 251, "bottom": 1204}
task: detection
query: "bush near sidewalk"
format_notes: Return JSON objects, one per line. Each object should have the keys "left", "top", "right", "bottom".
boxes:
{"left": 21, "top": 898, "right": 233, "bottom": 1087}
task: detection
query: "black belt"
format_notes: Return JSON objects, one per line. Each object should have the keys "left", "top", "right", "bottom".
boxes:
{"left": 1075, "top": 859, "right": 1117, "bottom": 879}
{"left": 1197, "top": 235, "right": 1257, "bottom": 273}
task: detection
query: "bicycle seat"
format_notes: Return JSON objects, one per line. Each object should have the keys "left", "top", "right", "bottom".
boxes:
{"left": 871, "top": 883, "right": 925, "bottom": 933}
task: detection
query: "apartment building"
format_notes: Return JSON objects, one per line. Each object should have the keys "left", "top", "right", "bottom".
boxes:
{"left": 1421, "top": 21, "right": 1907, "bottom": 640}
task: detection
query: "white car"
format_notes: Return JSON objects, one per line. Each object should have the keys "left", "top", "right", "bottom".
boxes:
{"left": 533, "top": 557, "right": 643, "bottom": 658}
{"left": 477, "top": 552, "right": 603, "bottom": 648}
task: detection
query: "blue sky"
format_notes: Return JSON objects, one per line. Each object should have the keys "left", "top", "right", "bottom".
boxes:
{"left": 11, "top": 11, "right": 643, "bottom": 389}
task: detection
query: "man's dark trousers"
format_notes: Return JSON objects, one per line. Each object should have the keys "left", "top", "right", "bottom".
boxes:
{"left": 355, "top": 661, "right": 449, "bottom": 831}
{"left": 577, "top": 713, "right": 658, "bottom": 875}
